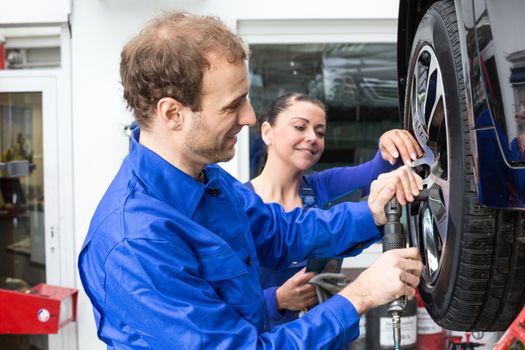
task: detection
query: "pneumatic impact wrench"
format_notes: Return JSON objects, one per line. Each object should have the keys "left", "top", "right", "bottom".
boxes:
{"left": 383, "top": 197, "right": 407, "bottom": 350}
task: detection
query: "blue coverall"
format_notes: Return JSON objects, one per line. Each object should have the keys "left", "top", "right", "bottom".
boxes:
{"left": 78, "top": 127, "right": 382, "bottom": 349}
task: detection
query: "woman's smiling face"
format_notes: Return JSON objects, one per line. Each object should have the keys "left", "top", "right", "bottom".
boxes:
{"left": 264, "top": 100, "right": 326, "bottom": 171}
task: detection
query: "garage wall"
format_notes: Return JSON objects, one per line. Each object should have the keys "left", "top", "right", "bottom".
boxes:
{"left": 71, "top": 1, "right": 398, "bottom": 349}
{"left": 0, "top": 0, "right": 70, "bottom": 25}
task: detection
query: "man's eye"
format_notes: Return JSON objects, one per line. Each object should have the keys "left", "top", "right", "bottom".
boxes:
{"left": 224, "top": 102, "right": 242, "bottom": 112}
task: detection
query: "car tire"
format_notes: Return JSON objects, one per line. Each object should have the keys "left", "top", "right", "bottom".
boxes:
{"left": 403, "top": 0, "right": 525, "bottom": 331}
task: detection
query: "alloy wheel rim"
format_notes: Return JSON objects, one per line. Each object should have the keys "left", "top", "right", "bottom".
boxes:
{"left": 407, "top": 45, "right": 450, "bottom": 285}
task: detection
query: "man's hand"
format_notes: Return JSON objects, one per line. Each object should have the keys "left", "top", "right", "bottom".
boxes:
{"left": 339, "top": 248, "right": 423, "bottom": 315}
{"left": 379, "top": 129, "right": 424, "bottom": 166}
{"left": 368, "top": 165, "right": 423, "bottom": 225}
{"left": 276, "top": 268, "right": 318, "bottom": 311}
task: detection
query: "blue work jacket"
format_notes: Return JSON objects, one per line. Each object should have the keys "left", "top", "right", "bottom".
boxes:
{"left": 78, "top": 128, "right": 382, "bottom": 349}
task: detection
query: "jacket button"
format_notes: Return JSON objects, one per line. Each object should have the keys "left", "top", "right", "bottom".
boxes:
{"left": 207, "top": 188, "right": 220, "bottom": 197}
{"left": 245, "top": 255, "right": 252, "bottom": 266}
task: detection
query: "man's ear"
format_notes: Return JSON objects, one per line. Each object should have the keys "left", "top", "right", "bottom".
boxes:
{"left": 157, "top": 97, "right": 184, "bottom": 130}
{"left": 261, "top": 121, "right": 273, "bottom": 146}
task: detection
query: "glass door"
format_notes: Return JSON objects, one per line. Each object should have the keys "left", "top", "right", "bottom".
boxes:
{"left": 0, "top": 73, "right": 75, "bottom": 350}
{"left": 0, "top": 90, "right": 47, "bottom": 349}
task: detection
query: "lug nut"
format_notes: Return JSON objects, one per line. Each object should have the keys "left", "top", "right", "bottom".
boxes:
{"left": 419, "top": 51, "right": 431, "bottom": 65}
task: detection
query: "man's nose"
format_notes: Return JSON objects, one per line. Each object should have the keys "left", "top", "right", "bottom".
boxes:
{"left": 239, "top": 101, "right": 256, "bottom": 126}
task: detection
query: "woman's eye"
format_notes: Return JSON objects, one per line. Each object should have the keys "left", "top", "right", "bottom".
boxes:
{"left": 316, "top": 131, "right": 325, "bottom": 138}
{"left": 294, "top": 125, "right": 305, "bottom": 131}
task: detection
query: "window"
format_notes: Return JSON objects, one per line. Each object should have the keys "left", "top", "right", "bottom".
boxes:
{"left": 248, "top": 42, "right": 400, "bottom": 177}
{"left": 0, "top": 27, "right": 61, "bottom": 70}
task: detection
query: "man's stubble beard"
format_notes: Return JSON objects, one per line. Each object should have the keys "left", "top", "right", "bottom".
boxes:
{"left": 185, "top": 114, "right": 235, "bottom": 164}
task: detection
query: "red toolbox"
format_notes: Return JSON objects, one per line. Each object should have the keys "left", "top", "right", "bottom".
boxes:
{"left": 0, "top": 283, "right": 78, "bottom": 334}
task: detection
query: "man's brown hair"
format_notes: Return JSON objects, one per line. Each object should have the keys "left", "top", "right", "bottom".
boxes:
{"left": 120, "top": 11, "right": 249, "bottom": 128}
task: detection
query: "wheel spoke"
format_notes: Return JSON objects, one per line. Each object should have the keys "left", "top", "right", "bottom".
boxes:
{"left": 411, "top": 52, "right": 430, "bottom": 147}
{"left": 426, "top": 52, "right": 445, "bottom": 130}
{"left": 433, "top": 174, "right": 449, "bottom": 210}
{"left": 416, "top": 62, "right": 428, "bottom": 129}
{"left": 421, "top": 206, "right": 439, "bottom": 277}
{"left": 428, "top": 185, "right": 448, "bottom": 245}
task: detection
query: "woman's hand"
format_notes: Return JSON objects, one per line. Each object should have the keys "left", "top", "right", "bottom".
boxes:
{"left": 276, "top": 268, "right": 318, "bottom": 311}
{"left": 379, "top": 129, "right": 423, "bottom": 165}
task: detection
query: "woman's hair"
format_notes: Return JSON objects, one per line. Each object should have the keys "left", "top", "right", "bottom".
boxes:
{"left": 263, "top": 93, "right": 326, "bottom": 125}
{"left": 120, "top": 11, "right": 249, "bottom": 129}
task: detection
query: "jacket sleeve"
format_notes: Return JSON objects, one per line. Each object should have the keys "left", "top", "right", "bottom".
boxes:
{"left": 263, "top": 286, "right": 299, "bottom": 325}
{"left": 309, "top": 150, "right": 395, "bottom": 203}
{"left": 103, "top": 238, "right": 360, "bottom": 349}
{"left": 263, "top": 287, "right": 283, "bottom": 323}
{"left": 233, "top": 182, "right": 382, "bottom": 270}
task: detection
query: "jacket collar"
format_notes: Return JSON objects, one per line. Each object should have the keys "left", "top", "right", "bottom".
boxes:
{"left": 128, "top": 127, "right": 221, "bottom": 217}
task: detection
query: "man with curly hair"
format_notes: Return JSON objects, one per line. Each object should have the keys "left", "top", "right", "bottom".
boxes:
{"left": 79, "top": 11, "right": 423, "bottom": 349}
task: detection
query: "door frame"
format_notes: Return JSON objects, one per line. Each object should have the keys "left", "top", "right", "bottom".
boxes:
{"left": 0, "top": 70, "right": 76, "bottom": 350}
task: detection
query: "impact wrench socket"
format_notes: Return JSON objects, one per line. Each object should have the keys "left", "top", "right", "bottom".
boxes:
{"left": 383, "top": 197, "right": 407, "bottom": 350}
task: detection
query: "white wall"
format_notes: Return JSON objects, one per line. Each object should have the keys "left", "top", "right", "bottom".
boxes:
{"left": 0, "top": 0, "right": 69, "bottom": 25}
{"left": 71, "top": 1, "right": 398, "bottom": 349}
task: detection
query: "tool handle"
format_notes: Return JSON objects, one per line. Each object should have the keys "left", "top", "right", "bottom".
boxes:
{"left": 383, "top": 197, "right": 407, "bottom": 313}
{"left": 383, "top": 197, "right": 408, "bottom": 349}
{"left": 382, "top": 197, "right": 405, "bottom": 251}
